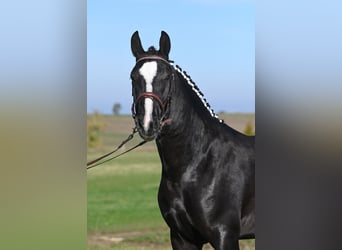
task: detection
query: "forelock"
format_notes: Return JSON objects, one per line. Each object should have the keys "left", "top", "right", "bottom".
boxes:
{"left": 147, "top": 46, "right": 157, "bottom": 55}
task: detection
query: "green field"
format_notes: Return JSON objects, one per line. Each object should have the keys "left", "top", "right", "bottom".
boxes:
{"left": 87, "top": 114, "right": 255, "bottom": 250}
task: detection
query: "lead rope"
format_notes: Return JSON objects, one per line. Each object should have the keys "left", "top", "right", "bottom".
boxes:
{"left": 86, "top": 127, "right": 147, "bottom": 170}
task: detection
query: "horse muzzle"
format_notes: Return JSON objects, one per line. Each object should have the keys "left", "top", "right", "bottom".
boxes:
{"left": 132, "top": 92, "right": 172, "bottom": 141}
{"left": 135, "top": 117, "right": 160, "bottom": 141}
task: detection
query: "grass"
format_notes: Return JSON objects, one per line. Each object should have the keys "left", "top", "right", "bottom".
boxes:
{"left": 88, "top": 114, "right": 255, "bottom": 249}
{"left": 88, "top": 153, "right": 163, "bottom": 234}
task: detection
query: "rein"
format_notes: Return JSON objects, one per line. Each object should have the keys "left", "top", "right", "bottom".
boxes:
{"left": 86, "top": 127, "right": 147, "bottom": 170}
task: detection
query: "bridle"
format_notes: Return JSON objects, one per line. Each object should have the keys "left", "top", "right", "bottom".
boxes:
{"left": 135, "top": 92, "right": 166, "bottom": 114}
{"left": 131, "top": 56, "right": 174, "bottom": 133}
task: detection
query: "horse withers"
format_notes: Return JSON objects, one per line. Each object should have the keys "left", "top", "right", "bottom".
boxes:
{"left": 130, "top": 31, "right": 255, "bottom": 250}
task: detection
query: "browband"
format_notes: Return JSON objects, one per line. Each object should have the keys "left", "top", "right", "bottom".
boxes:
{"left": 136, "top": 56, "right": 170, "bottom": 64}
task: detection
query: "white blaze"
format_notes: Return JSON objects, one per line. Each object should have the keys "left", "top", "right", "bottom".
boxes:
{"left": 139, "top": 61, "right": 157, "bottom": 132}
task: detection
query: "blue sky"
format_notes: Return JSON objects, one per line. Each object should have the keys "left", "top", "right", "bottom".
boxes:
{"left": 88, "top": 0, "right": 254, "bottom": 114}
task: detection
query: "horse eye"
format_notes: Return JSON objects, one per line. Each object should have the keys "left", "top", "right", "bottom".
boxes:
{"left": 162, "top": 75, "right": 173, "bottom": 82}
{"left": 159, "top": 72, "right": 171, "bottom": 81}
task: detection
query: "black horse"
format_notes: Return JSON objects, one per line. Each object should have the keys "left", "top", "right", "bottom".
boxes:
{"left": 130, "top": 31, "right": 255, "bottom": 250}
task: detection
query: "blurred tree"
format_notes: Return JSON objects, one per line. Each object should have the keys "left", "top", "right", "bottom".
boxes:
{"left": 112, "top": 103, "right": 122, "bottom": 116}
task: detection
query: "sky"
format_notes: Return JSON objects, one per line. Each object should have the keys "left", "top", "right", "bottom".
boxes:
{"left": 87, "top": 0, "right": 254, "bottom": 114}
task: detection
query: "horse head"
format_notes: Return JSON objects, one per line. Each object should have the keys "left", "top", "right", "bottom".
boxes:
{"left": 130, "top": 31, "right": 174, "bottom": 141}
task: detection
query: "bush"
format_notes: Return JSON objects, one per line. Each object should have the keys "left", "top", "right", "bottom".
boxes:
{"left": 244, "top": 120, "right": 255, "bottom": 136}
{"left": 87, "top": 111, "right": 106, "bottom": 148}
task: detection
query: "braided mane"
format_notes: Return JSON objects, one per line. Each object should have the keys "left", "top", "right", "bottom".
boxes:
{"left": 170, "top": 62, "right": 223, "bottom": 123}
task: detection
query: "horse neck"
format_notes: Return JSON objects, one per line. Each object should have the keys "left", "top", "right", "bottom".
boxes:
{"left": 164, "top": 71, "right": 217, "bottom": 137}
{"left": 156, "top": 72, "right": 220, "bottom": 178}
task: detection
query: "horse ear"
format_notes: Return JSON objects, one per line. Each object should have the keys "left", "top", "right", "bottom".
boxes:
{"left": 159, "top": 31, "right": 171, "bottom": 58}
{"left": 131, "top": 31, "right": 145, "bottom": 58}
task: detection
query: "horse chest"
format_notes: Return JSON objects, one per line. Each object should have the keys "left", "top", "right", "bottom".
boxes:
{"left": 158, "top": 178, "right": 210, "bottom": 239}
